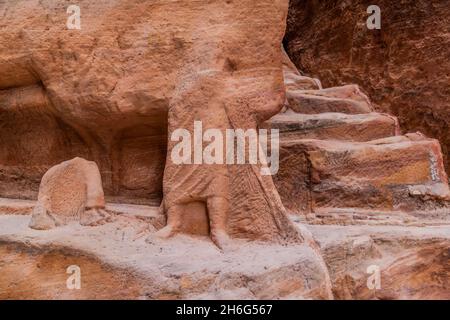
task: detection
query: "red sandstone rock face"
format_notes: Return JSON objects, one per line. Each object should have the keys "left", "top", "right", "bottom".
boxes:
{"left": 309, "top": 224, "right": 450, "bottom": 300}
{"left": 0, "top": 1, "right": 170, "bottom": 203}
{"left": 0, "top": 0, "right": 449, "bottom": 300}
{"left": 275, "top": 134, "right": 450, "bottom": 213}
{"left": 285, "top": 0, "right": 450, "bottom": 174}
{"left": 287, "top": 85, "right": 373, "bottom": 115}
{"left": 266, "top": 51, "right": 450, "bottom": 215}
{"left": 0, "top": 213, "right": 333, "bottom": 300}
{"left": 0, "top": 210, "right": 448, "bottom": 300}
{"left": 264, "top": 112, "right": 399, "bottom": 142}
{"left": 0, "top": 0, "right": 311, "bottom": 245}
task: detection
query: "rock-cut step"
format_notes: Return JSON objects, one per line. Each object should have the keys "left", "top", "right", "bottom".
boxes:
{"left": 286, "top": 85, "right": 374, "bottom": 114}
{"left": 274, "top": 133, "right": 450, "bottom": 214}
{"left": 282, "top": 47, "right": 322, "bottom": 91}
{"left": 263, "top": 112, "right": 400, "bottom": 142}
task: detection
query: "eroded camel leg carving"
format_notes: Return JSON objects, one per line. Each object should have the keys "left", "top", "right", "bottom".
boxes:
{"left": 207, "top": 196, "right": 231, "bottom": 248}
{"left": 155, "top": 204, "right": 183, "bottom": 239}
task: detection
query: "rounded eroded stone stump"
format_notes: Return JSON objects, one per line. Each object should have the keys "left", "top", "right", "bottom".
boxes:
{"left": 29, "top": 157, "right": 110, "bottom": 230}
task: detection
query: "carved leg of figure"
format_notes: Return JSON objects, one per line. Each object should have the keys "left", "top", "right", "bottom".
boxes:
{"left": 154, "top": 204, "right": 183, "bottom": 239}
{"left": 207, "top": 196, "right": 232, "bottom": 250}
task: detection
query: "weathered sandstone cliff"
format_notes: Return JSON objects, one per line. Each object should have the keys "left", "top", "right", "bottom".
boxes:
{"left": 0, "top": 0, "right": 448, "bottom": 300}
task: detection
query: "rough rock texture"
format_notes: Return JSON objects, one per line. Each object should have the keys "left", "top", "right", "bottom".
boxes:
{"left": 0, "top": 0, "right": 309, "bottom": 245}
{"left": 276, "top": 134, "right": 450, "bottom": 214}
{"left": 264, "top": 52, "right": 450, "bottom": 215}
{"left": 284, "top": 0, "right": 450, "bottom": 174}
{"left": 0, "top": 0, "right": 170, "bottom": 204}
{"left": 287, "top": 85, "right": 373, "bottom": 115}
{"left": 0, "top": 0, "right": 449, "bottom": 300}
{"left": 264, "top": 111, "right": 399, "bottom": 142}
{"left": 0, "top": 205, "right": 448, "bottom": 300}
{"left": 308, "top": 224, "right": 450, "bottom": 300}
{"left": 29, "top": 157, "right": 110, "bottom": 230}
{"left": 282, "top": 48, "right": 322, "bottom": 91}
{"left": 0, "top": 213, "right": 333, "bottom": 300}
